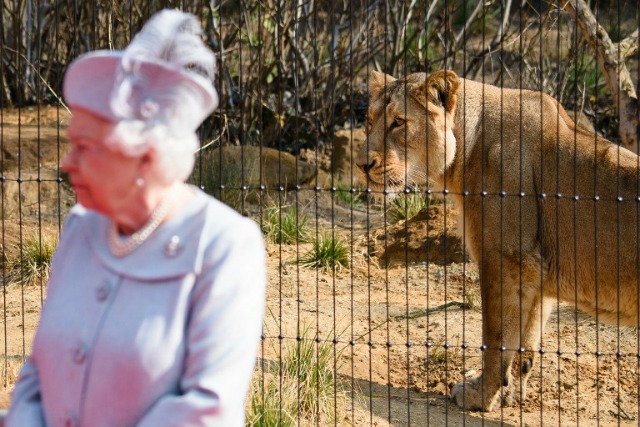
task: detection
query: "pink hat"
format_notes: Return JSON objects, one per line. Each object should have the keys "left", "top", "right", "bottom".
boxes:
{"left": 63, "top": 9, "right": 218, "bottom": 134}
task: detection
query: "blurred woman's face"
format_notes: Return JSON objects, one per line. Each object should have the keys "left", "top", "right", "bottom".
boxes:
{"left": 62, "top": 109, "right": 141, "bottom": 217}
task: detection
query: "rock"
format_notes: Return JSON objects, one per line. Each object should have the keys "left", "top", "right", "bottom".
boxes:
{"left": 369, "top": 204, "right": 467, "bottom": 267}
{"left": 298, "top": 147, "right": 331, "bottom": 173}
{"left": 198, "top": 146, "right": 316, "bottom": 191}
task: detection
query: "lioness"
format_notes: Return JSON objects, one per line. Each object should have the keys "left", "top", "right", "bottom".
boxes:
{"left": 356, "top": 70, "right": 640, "bottom": 411}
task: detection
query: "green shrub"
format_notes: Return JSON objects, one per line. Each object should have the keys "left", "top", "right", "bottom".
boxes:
{"left": 299, "top": 233, "right": 349, "bottom": 271}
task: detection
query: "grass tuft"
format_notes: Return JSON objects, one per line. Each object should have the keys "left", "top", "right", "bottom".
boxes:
{"left": 282, "top": 331, "right": 337, "bottom": 419}
{"left": 246, "top": 373, "right": 296, "bottom": 427}
{"left": 464, "top": 291, "right": 479, "bottom": 311}
{"left": 261, "top": 205, "right": 311, "bottom": 245}
{"left": 246, "top": 327, "right": 343, "bottom": 425}
{"left": 333, "top": 181, "right": 365, "bottom": 207}
{"left": 386, "top": 193, "right": 429, "bottom": 223}
{"left": 429, "top": 341, "right": 448, "bottom": 365}
{"left": 299, "top": 233, "right": 349, "bottom": 271}
{"left": 7, "top": 233, "right": 57, "bottom": 286}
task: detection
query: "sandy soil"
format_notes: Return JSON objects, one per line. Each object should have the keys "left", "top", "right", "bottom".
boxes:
{"left": 259, "top": 200, "right": 640, "bottom": 426}
{"left": 1, "top": 108, "right": 640, "bottom": 426}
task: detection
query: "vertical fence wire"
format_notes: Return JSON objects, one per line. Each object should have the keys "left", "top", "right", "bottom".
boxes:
{"left": 0, "top": 0, "right": 5, "bottom": 391}
{"left": 637, "top": 3, "right": 640, "bottom": 423}
{"left": 461, "top": 0, "right": 470, "bottom": 424}
{"left": 348, "top": 2, "right": 356, "bottom": 424}
{"left": 365, "top": 4, "right": 374, "bottom": 425}
{"left": 571, "top": 2, "right": 580, "bottom": 423}
{"left": 517, "top": 3, "right": 524, "bottom": 425}
{"left": 594, "top": 2, "right": 602, "bottom": 422}
{"left": 2, "top": 1, "right": 640, "bottom": 425}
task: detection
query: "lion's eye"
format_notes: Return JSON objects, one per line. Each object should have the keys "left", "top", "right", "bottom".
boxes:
{"left": 391, "top": 117, "right": 406, "bottom": 129}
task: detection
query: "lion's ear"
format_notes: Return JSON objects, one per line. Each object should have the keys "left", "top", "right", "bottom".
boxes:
{"left": 413, "top": 70, "right": 460, "bottom": 114}
{"left": 428, "top": 70, "right": 460, "bottom": 113}
{"left": 369, "top": 70, "right": 396, "bottom": 101}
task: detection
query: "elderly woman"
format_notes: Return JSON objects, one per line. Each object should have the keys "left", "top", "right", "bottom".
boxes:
{"left": 6, "top": 9, "right": 266, "bottom": 427}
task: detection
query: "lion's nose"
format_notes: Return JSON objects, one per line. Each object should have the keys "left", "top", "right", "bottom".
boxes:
{"left": 359, "top": 159, "right": 377, "bottom": 174}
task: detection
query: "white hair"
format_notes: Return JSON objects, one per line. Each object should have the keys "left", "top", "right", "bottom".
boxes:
{"left": 91, "top": 9, "right": 217, "bottom": 183}
{"left": 104, "top": 74, "right": 208, "bottom": 183}
{"left": 104, "top": 121, "right": 198, "bottom": 185}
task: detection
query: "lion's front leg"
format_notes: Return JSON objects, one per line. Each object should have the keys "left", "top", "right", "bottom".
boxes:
{"left": 505, "top": 294, "right": 554, "bottom": 405}
{"left": 450, "top": 260, "right": 541, "bottom": 411}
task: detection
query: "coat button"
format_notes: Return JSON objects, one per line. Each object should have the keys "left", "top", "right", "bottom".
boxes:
{"left": 64, "top": 414, "right": 78, "bottom": 427}
{"left": 72, "top": 345, "right": 86, "bottom": 364}
{"left": 96, "top": 282, "right": 111, "bottom": 302}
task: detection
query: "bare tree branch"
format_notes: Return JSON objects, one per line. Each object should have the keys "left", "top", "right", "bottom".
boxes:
{"left": 617, "top": 29, "right": 639, "bottom": 61}
{"left": 454, "top": 0, "right": 483, "bottom": 47}
{"left": 561, "top": 0, "right": 638, "bottom": 151}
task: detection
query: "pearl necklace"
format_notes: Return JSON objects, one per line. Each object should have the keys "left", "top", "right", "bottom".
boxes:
{"left": 107, "top": 185, "right": 176, "bottom": 257}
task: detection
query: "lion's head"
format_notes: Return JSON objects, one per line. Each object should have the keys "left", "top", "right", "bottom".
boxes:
{"left": 355, "top": 70, "right": 461, "bottom": 194}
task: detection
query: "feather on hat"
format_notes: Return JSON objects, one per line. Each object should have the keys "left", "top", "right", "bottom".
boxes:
{"left": 63, "top": 9, "right": 218, "bottom": 136}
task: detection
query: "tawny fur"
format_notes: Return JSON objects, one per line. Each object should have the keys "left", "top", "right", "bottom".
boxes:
{"left": 356, "top": 70, "right": 640, "bottom": 412}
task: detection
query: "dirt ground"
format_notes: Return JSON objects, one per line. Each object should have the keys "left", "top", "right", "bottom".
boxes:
{"left": 259, "top": 198, "right": 640, "bottom": 427}
{"left": 2, "top": 107, "right": 640, "bottom": 426}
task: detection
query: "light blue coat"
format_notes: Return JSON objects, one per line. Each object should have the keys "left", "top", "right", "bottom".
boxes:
{"left": 6, "top": 188, "right": 266, "bottom": 426}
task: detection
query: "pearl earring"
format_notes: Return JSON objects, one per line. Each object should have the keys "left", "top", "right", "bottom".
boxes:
{"left": 135, "top": 177, "right": 145, "bottom": 187}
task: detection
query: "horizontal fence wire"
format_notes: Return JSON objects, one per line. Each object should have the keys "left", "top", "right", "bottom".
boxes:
{"left": 1, "top": 1, "right": 640, "bottom": 426}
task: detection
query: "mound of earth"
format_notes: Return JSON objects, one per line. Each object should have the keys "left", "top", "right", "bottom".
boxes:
{"left": 202, "top": 145, "right": 317, "bottom": 190}
{"left": 369, "top": 204, "right": 467, "bottom": 267}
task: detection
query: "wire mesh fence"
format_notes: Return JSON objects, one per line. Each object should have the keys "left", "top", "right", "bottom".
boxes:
{"left": 1, "top": 0, "right": 640, "bottom": 425}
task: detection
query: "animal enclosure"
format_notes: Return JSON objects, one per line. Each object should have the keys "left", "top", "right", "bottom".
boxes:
{"left": 2, "top": 1, "right": 640, "bottom": 425}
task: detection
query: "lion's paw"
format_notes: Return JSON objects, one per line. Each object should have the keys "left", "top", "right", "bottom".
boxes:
{"left": 502, "top": 376, "right": 529, "bottom": 405}
{"left": 450, "top": 377, "right": 499, "bottom": 412}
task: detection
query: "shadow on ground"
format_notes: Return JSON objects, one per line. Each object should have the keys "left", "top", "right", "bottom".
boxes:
{"left": 350, "top": 377, "right": 512, "bottom": 426}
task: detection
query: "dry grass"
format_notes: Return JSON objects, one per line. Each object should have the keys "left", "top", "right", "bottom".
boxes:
{"left": 6, "top": 232, "right": 57, "bottom": 287}
{"left": 246, "top": 371, "right": 297, "bottom": 427}
{"left": 1, "top": 357, "right": 22, "bottom": 393}
{"left": 261, "top": 205, "right": 311, "bottom": 245}
{"left": 246, "top": 327, "right": 346, "bottom": 425}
